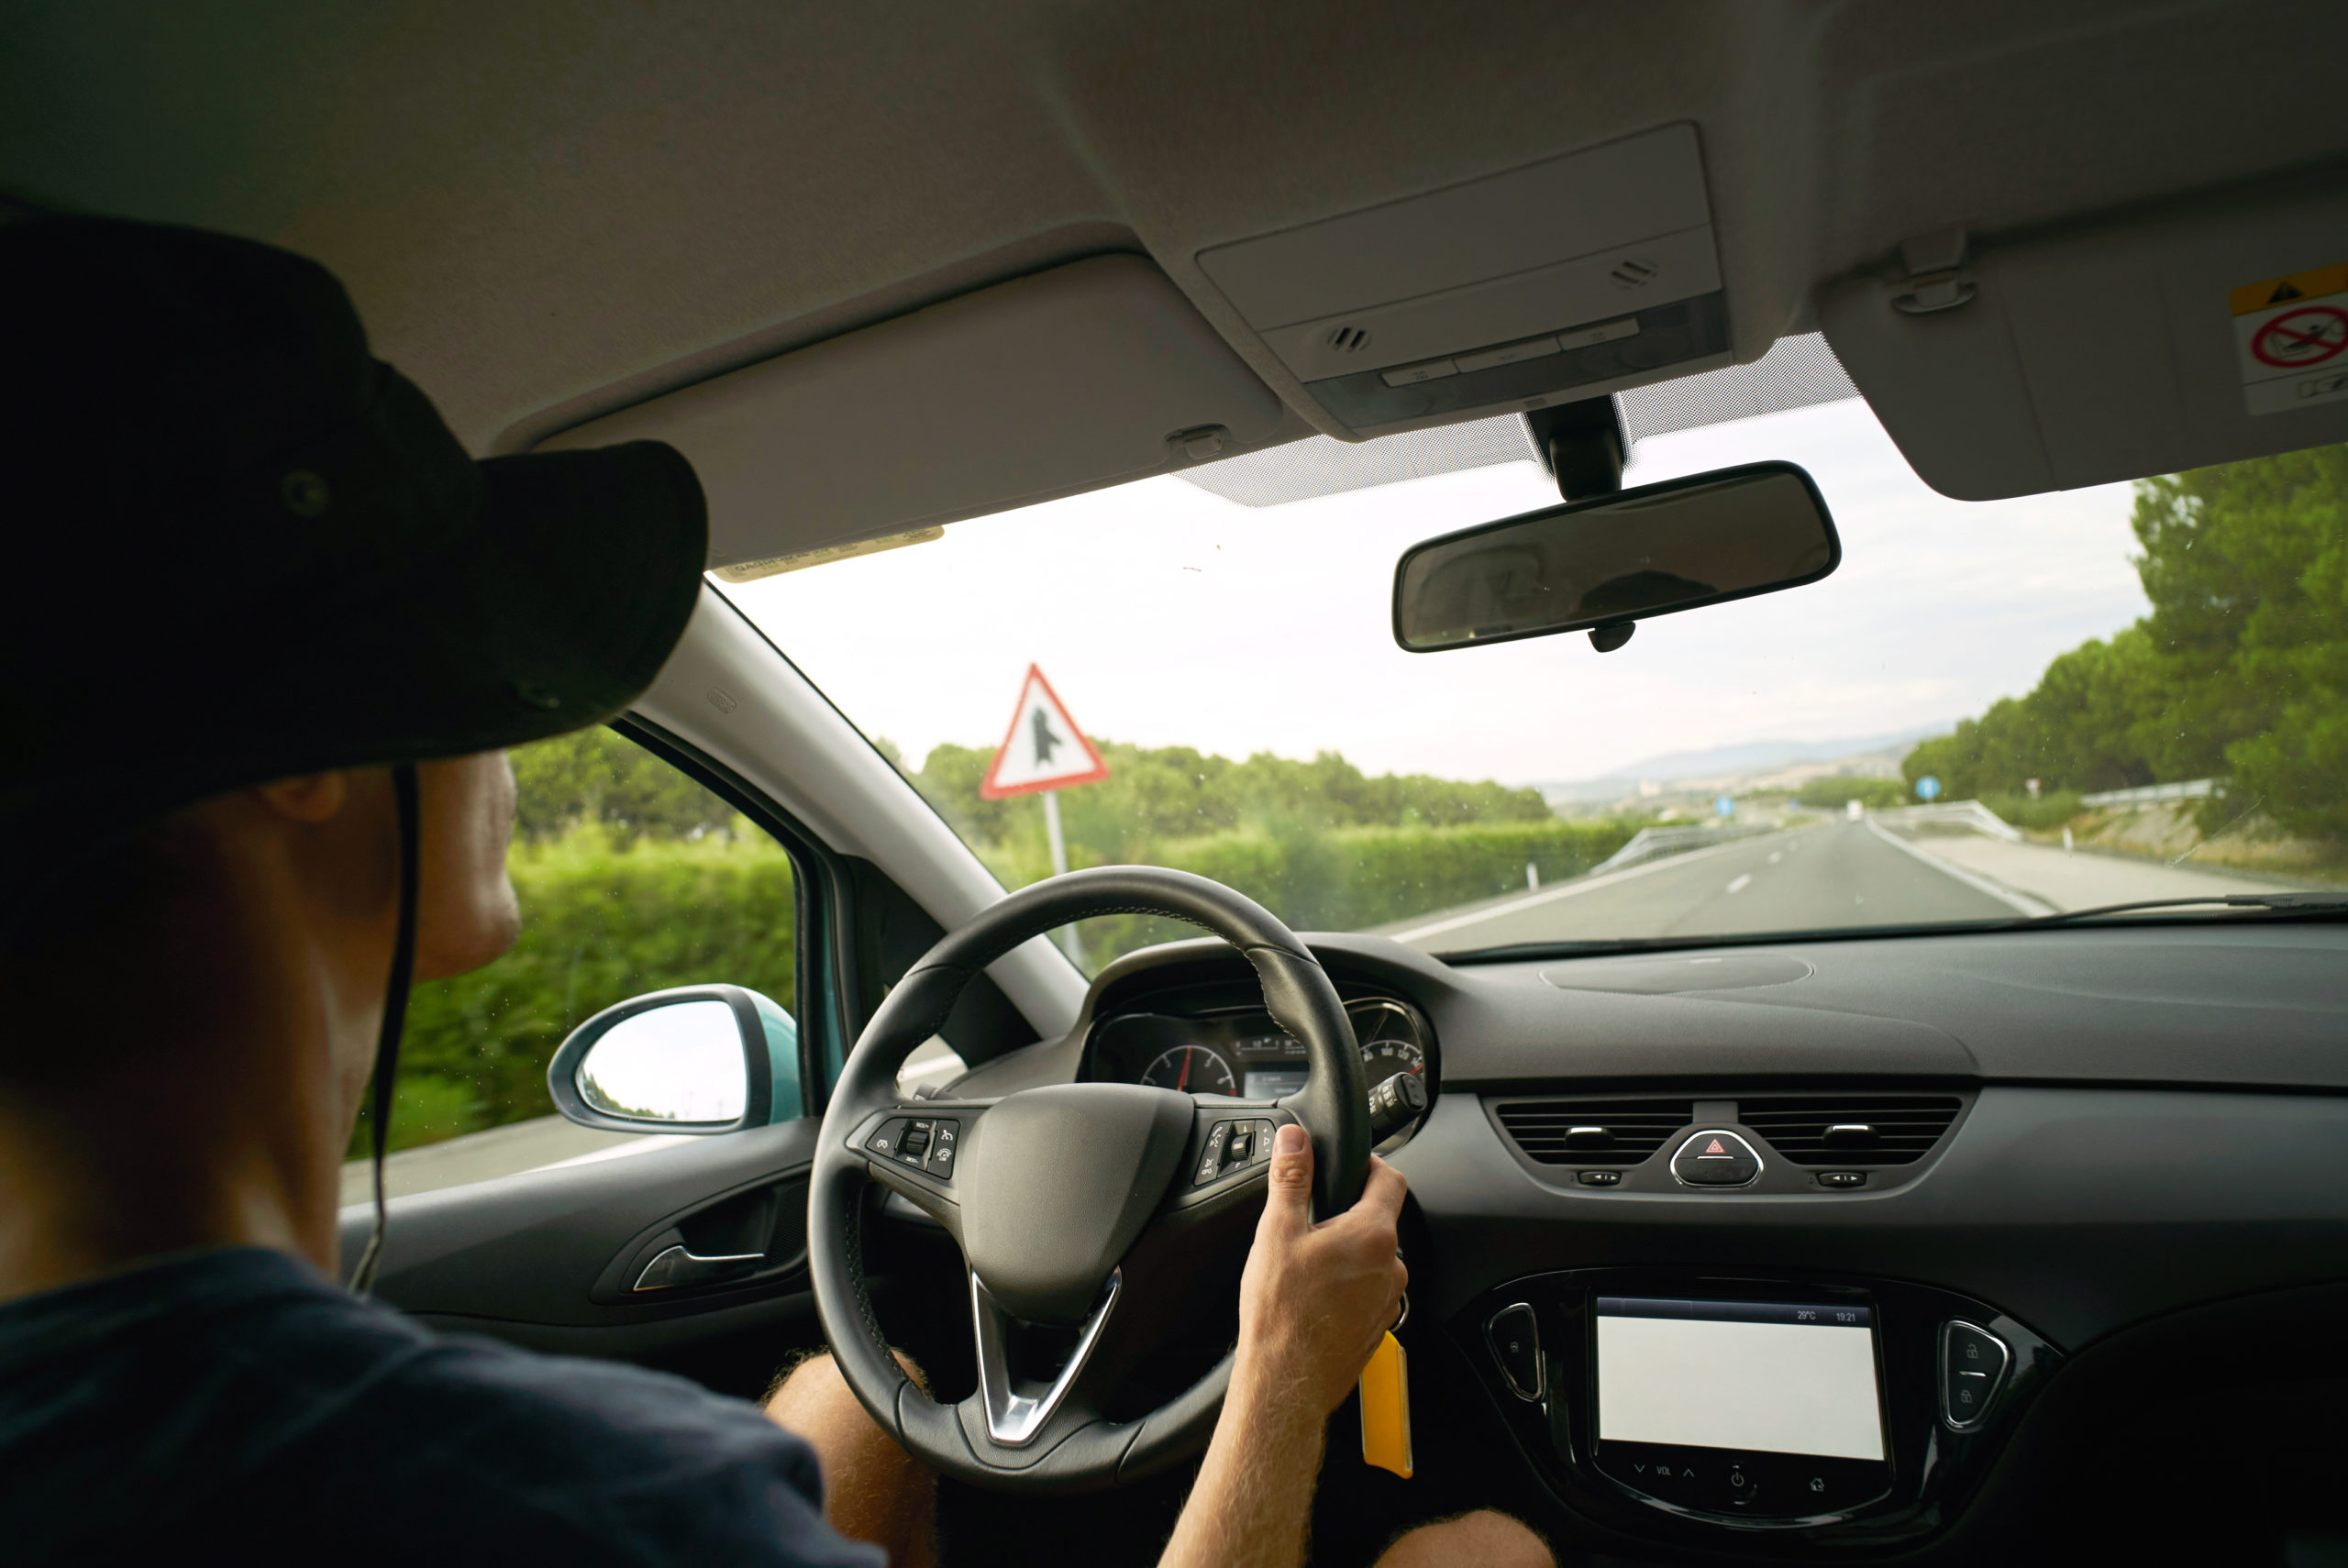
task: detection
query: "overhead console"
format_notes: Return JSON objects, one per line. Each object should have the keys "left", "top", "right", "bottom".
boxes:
{"left": 1197, "top": 125, "right": 1733, "bottom": 437}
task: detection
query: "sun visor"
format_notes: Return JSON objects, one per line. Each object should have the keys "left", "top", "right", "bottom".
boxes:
{"left": 1821, "top": 178, "right": 2348, "bottom": 501}
{"left": 1196, "top": 124, "right": 1733, "bottom": 439}
{"left": 537, "top": 255, "right": 1287, "bottom": 569}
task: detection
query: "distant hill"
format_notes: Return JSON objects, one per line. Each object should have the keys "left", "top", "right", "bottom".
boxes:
{"left": 1534, "top": 724, "right": 1951, "bottom": 801}
{"left": 1591, "top": 725, "right": 1953, "bottom": 782}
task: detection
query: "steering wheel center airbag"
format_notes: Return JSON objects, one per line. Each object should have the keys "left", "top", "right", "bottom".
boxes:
{"left": 958, "top": 1083, "right": 1195, "bottom": 1323}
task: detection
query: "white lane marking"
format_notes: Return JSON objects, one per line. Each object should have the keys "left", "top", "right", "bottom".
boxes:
{"left": 1863, "top": 819, "right": 2054, "bottom": 917}
{"left": 1387, "top": 830, "right": 1792, "bottom": 943}
{"left": 1726, "top": 873, "right": 1754, "bottom": 894}
{"left": 536, "top": 1134, "right": 696, "bottom": 1172}
{"left": 1767, "top": 851, "right": 1782, "bottom": 864}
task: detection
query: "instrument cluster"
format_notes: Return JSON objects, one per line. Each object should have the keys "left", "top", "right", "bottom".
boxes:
{"left": 1088, "top": 997, "right": 1434, "bottom": 1121}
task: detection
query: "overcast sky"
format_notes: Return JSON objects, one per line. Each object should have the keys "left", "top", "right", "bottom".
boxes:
{"left": 727, "top": 398, "right": 2148, "bottom": 787}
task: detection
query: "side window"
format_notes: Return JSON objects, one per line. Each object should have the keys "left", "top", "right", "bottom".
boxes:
{"left": 343, "top": 727, "right": 801, "bottom": 1203}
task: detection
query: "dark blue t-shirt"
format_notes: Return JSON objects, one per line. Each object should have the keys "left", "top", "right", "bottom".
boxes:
{"left": 0, "top": 1247, "right": 885, "bottom": 1565}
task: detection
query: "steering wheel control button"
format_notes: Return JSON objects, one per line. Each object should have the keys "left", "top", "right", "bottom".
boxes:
{"left": 925, "top": 1120, "right": 960, "bottom": 1177}
{"left": 1940, "top": 1320, "right": 2011, "bottom": 1431}
{"left": 1576, "top": 1169, "right": 1621, "bottom": 1187}
{"left": 1818, "top": 1170, "right": 1866, "bottom": 1188}
{"left": 1485, "top": 1302, "right": 1543, "bottom": 1400}
{"left": 866, "top": 1119, "right": 910, "bottom": 1158}
{"left": 1195, "top": 1120, "right": 1233, "bottom": 1185}
{"left": 1670, "top": 1129, "right": 1762, "bottom": 1187}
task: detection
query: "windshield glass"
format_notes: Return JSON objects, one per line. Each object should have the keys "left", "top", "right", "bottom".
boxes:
{"left": 723, "top": 401, "right": 2345, "bottom": 970}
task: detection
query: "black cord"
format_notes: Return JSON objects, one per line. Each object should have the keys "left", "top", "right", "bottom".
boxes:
{"left": 349, "top": 763, "right": 420, "bottom": 1297}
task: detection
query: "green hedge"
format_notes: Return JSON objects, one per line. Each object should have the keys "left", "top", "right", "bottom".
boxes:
{"left": 1058, "top": 818, "right": 1642, "bottom": 963}
{"left": 358, "top": 829, "right": 796, "bottom": 1154}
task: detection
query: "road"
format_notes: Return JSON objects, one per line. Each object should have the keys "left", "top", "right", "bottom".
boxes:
{"left": 1381, "top": 818, "right": 2293, "bottom": 953}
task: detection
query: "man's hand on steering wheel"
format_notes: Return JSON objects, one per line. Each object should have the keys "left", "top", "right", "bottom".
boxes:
{"left": 1161, "top": 1127, "right": 1410, "bottom": 1568}
{"left": 1237, "top": 1126, "right": 1408, "bottom": 1421}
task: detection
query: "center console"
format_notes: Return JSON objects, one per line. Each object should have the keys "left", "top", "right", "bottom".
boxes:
{"left": 1456, "top": 1269, "right": 2057, "bottom": 1550}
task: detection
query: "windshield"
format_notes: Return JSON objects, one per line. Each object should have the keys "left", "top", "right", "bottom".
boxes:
{"left": 723, "top": 400, "right": 2345, "bottom": 970}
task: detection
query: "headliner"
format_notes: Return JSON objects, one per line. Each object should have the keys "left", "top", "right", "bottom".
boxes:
{"left": 5, "top": 0, "right": 2342, "bottom": 475}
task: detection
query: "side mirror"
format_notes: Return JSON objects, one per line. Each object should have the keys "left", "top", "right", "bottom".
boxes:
{"left": 547, "top": 984, "right": 800, "bottom": 1135}
{"left": 1391, "top": 460, "right": 1839, "bottom": 653}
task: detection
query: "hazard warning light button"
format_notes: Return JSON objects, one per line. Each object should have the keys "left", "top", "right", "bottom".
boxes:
{"left": 1670, "top": 1129, "right": 1762, "bottom": 1187}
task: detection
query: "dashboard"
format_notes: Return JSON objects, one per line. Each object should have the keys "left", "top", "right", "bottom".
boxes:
{"left": 952, "top": 919, "right": 2348, "bottom": 1562}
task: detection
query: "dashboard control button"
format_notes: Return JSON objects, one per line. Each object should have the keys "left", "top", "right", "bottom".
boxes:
{"left": 1818, "top": 1170, "right": 1866, "bottom": 1188}
{"left": 1484, "top": 1302, "right": 1543, "bottom": 1400}
{"left": 1939, "top": 1320, "right": 2010, "bottom": 1431}
{"left": 1577, "top": 1169, "right": 1621, "bottom": 1187}
{"left": 1670, "top": 1129, "right": 1762, "bottom": 1187}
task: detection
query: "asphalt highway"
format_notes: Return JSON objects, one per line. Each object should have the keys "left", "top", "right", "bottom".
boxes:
{"left": 1387, "top": 820, "right": 2029, "bottom": 952}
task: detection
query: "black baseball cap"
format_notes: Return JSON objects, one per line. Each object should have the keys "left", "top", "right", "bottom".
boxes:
{"left": 0, "top": 214, "right": 711, "bottom": 914}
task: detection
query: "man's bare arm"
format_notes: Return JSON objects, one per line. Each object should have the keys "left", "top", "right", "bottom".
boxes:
{"left": 1158, "top": 1125, "right": 1410, "bottom": 1568}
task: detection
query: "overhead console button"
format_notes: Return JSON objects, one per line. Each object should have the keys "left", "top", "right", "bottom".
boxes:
{"left": 1669, "top": 1129, "right": 1762, "bottom": 1187}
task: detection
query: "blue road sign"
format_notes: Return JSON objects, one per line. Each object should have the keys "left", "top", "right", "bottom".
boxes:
{"left": 1916, "top": 775, "right": 1942, "bottom": 802}
{"left": 1714, "top": 795, "right": 1735, "bottom": 819}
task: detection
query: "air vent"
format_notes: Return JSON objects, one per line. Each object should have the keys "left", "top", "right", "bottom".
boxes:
{"left": 1495, "top": 1099, "right": 1694, "bottom": 1165}
{"left": 1610, "top": 257, "right": 1660, "bottom": 288}
{"left": 1738, "top": 1096, "right": 1962, "bottom": 1166}
{"left": 1323, "top": 324, "right": 1373, "bottom": 353}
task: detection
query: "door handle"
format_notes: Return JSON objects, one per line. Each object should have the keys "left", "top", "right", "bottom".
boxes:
{"left": 634, "top": 1242, "right": 764, "bottom": 1292}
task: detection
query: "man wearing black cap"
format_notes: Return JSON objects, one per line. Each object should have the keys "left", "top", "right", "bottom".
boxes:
{"left": 0, "top": 215, "right": 1545, "bottom": 1568}
{"left": 0, "top": 210, "right": 905, "bottom": 1563}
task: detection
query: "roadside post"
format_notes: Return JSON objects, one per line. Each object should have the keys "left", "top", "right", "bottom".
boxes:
{"left": 980, "top": 664, "right": 1111, "bottom": 967}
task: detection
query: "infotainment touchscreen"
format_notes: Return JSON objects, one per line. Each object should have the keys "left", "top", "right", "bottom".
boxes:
{"left": 1591, "top": 1296, "right": 1890, "bottom": 1517}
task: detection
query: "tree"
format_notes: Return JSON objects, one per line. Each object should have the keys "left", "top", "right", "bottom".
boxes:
{"left": 1907, "top": 442, "right": 2346, "bottom": 840}
{"left": 511, "top": 727, "right": 737, "bottom": 845}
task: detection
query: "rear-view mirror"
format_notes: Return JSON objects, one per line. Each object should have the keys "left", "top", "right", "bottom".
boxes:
{"left": 1391, "top": 461, "right": 1839, "bottom": 653}
{"left": 548, "top": 984, "right": 801, "bottom": 1135}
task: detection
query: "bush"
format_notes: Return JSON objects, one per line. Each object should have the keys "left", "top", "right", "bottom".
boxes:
{"left": 1796, "top": 777, "right": 1905, "bottom": 810}
{"left": 355, "top": 827, "right": 796, "bottom": 1155}
{"left": 1977, "top": 790, "right": 2087, "bottom": 834}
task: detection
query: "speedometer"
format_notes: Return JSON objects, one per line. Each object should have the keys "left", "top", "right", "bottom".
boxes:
{"left": 1361, "top": 1036, "right": 1425, "bottom": 1085}
{"left": 1141, "top": 1044, "right": 1237, "bottom": 1096}
{"left": 1349, "top": 999, "right": 1428, "bottom": 1092}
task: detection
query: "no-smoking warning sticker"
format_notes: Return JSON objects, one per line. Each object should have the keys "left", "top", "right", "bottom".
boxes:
{"left": 2232, "top": 262, "right": 2348, "bottom": 416}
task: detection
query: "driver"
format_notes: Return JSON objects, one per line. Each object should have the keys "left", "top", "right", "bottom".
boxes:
{"left": 0, "top": 215, "right": 1552, "bottom": 1568}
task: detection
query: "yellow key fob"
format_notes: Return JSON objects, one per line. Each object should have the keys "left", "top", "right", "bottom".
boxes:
{"left": 1358, "top": 1330, "right": 1413, "bottom": 1478}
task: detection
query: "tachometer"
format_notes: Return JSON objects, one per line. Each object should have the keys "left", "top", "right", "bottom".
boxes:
{"left": 1142, "top": 1044, "right": 1237, "bottom": 1096}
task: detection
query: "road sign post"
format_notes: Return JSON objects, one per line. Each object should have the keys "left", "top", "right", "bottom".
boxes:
{"left": 980, "top": 665, "right": 1111, "bottom": 968}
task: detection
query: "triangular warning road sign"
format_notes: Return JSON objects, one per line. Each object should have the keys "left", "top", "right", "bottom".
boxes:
{"left": 980, "top": 665, "right": 1111, "bottom": 799}
{"left": 2270, "top": 281, "right": 2306, "bottom": 304}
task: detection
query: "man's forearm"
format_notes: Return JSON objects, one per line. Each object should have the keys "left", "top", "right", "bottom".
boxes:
{"left": 1159, "top": 1363, "right": 1329, "bottom": 1568}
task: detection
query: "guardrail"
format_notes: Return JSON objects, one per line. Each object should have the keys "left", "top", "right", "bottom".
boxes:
{"left": 1590, "top": 823, "right": 1772, "bottom": 874}
{"left": 2078, "top": 778, "right": 2217, "bottom": 807}
{"left": 1870, "top": 801, "right": 2021, "bottom": 842}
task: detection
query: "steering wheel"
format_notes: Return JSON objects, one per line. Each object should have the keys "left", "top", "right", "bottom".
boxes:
{"left": 808, "top": 866, "right": 1371, "bottom": 1492}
